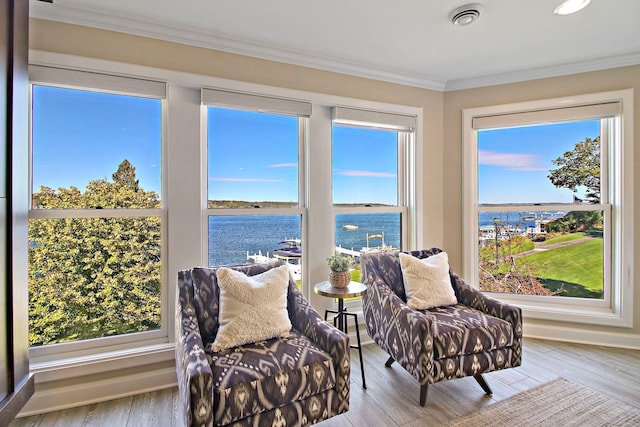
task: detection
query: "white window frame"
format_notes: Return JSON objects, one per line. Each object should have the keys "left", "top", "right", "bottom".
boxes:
{"left": 331, "top": 108, "right": 416, "bottom": 310}
{"left": 200, "top": 96, "right": 419, "bottom": 303}
{"left": 25, "top": 51, "right": 423, "bottom": 379}
{"left": 462, "top": 89, "right": 634, "bottom": 327}
{"left": 27, "top": 66, "right": 169, "bottom": 360}
{"left": 200, "top": 89, "right": 309, "bottom": 290}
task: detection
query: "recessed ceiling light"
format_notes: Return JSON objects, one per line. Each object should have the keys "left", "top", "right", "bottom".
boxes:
{"left": 449, "top": 3, "right": 484, "bottom": 26}
{"left": 554, "top": 0, "right": 591, "bottom": 15}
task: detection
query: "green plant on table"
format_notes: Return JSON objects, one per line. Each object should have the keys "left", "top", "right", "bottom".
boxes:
{"left": 326, "top": 254, "right": 354, "bottom": 272}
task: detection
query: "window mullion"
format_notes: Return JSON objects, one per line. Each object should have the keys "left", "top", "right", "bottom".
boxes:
{"left": 600, "top": 118, "right": 610, "bottom": 204}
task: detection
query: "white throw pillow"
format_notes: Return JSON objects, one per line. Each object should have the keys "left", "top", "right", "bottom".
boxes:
{"left": 212, "top": 264, "right": 291, "bottom": 352}
{"left": 399, "top": 252, "right": 458, "bottom": 310}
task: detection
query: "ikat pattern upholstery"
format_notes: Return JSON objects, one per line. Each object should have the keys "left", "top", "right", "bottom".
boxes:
{"left": 176, "top": 260, "right": 350, "bottom": 427}
{"left": 361, "top": 249, "right": 522, "bottom": 401}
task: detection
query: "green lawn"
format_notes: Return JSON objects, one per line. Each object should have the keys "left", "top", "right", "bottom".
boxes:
{"left": 519, "top": 237, "right": 603, "bottom": 297}
{"left": 543, "top": 232, "right": 587, "bottom": 245}
{"left": 350, "top": 268, "right": 361, "bottom": 283}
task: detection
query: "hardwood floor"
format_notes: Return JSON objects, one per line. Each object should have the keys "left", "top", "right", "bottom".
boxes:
{"left": 10, "top": 338, "right": 640, "bottom": 426}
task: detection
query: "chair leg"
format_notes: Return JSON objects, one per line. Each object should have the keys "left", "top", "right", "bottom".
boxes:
{"left": 419, "top": 384, "right": 428, "bottom": 406}
{"left": 474, "top": 374, "right": 493, "bottom": 395}
{"left": 384, "top": 356, "right": 395, "bottom": 367}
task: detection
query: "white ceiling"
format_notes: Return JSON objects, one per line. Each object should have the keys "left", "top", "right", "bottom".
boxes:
{"left": 30, "top": 0, "right": 640, "bottom": 91}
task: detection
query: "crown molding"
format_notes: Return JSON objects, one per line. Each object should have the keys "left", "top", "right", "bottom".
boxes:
{"left": 29, "top": 1, "right": 446, "bottom": 91}
{"left": 444, "top": 51, "right": 640, "bottom": 91}
{"left": 30, "top": 1, "right": 640, "bottom": 93}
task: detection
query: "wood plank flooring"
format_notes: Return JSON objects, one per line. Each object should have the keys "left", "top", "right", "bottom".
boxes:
{"left": 10, "top": 338, "right": 640, "bottom": 426}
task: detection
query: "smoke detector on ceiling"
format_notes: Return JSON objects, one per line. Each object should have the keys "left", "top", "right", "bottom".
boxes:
{"left": 449, "top": 3, "right": 484, "bottom": 26}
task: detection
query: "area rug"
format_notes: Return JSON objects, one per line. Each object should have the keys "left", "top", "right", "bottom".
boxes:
{"left": 447, "top": 378, "right": 640, "bottom": 427}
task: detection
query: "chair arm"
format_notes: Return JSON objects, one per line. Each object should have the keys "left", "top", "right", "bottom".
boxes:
{"left": 450, "top": 271, "right": 522, "bottom": 326}
{"left": 361, "top": 277, "right": 436, "bottom": 384}
{"left": 450, "top": 271, "right": 523, "bottom": 364}
{"left": 288, "top": 284, "right": 350, "bottom": 413}
{"left": 176, "top": 270, "right": 214, "bottom": 427}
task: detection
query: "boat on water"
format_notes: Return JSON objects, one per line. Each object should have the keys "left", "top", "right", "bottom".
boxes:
{"left": 273, "top": 238, "right": 302, "bottom": 259}
{"left": 247, "top": 238, "right": 302, "bottom": 281}
{"left": 342, "top": 224, "right": 359, "bottom": 230}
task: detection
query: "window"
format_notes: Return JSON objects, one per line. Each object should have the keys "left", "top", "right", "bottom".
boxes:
{"left": 463, "top": 90, "right": 633, "bottom": 327}
{"left": 28, "top": 67, "right": 166, "bottom": 349}
{"left": 203, "top": 89, "right": 309, "bottom": 283}
{"left": 23, "top": 56, "right": 423, "bottom": 409}
{"left": 332, "top": 107, "right": 416, "bottom": 282}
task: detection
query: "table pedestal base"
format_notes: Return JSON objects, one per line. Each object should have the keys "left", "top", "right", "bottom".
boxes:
{"left": 325, "top": 305, "right": 366, "bottom": 389}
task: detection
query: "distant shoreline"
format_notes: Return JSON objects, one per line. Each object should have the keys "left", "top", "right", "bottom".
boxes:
{"left": 207, "top": 200, "right": 394, "bottom": 208}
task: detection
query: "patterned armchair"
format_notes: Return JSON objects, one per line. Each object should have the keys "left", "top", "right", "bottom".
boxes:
{"left": 176, "top": 260, "right": 350, "bottom": 427}
{"left": 361, "top": 249, "right": 522, "bottom": 406}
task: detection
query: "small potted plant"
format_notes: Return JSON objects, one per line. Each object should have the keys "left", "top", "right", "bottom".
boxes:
{"left": 326, "top": 254, "right": 354, "bottom": 288}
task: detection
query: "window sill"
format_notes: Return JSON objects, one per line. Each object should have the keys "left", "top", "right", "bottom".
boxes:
{"left": 30, "top": 342, "right": 175, "bottom": 384}
{"left": 490, "top": 293, "right": 632, "bottom": 328}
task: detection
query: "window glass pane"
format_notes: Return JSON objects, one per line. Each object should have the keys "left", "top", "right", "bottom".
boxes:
{"left": 28, "top": 217, "right": 162, "bottom": 346}
{"left": 336, "top": 211, "right": 400, "bottom": 249}
{"left": 477, "top": 119, "right": 605, "bottom": 300}
{"left": 207, "top": 107, "right": 299, "bottom": 207}
{"left": 31, "top": 85, "right": 162, "bottom": 208}
{"left": 208, "top": 215, "right": 302, "bottom": 281}
{"left": 478, "top": 120, "right": 601, "bottom": 205}
{"left": 332, "top": 125, "right": 398, "bottom": 206}
{"left": 30, "top": 84, "right": 163, "bottom": 347}
{"left": 478, "top": 209, "right": 604, "bottom": 299}
{"left": 335, "top": 213, "right": 401, "bottom": 283}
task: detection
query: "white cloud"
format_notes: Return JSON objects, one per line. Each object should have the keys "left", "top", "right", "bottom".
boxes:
{"left": 338, "top": 170, "right": 396, "bottom": 178}
{"left": 267, "top": 163, "right": 296, "bottom": 168}
{"left": 210, "top": 177, "right": 281, "bottom": 183}
{"left": 478, "top": 150, "right": 546, "bottom": 171}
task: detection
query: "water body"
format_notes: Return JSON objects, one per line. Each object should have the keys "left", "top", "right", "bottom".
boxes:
{"left": 478, "top": 211, "right": 566, "bottom": 229}
{"left": 208, "top": 212, "right": 401, "bottom": 266}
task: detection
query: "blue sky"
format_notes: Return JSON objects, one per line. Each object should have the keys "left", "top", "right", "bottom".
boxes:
{"left": 32, "top": 86, "right": 600, "bottom": 207}
{"left": 32, "top": 86, "right": 162, "bottom": 194}
{"left": 207, "top": 107, "right": 398, "bottom": 205}
{"left": 33, "top": 89, "right": 398, "bottom": 205}
{"left": 207, "top": 107, "right": 299, "bottom": 203}
{"left": 478, "top": 120, "right": 600, "bottom": 204}
{"left": 332, "top": 125, "right": 397, "bottom": 205}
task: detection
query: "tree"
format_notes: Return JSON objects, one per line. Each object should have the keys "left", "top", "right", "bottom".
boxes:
{"left": 545, "top": 211, "right": 603, "bottom": 233}
{"left": 28, "top": 160, "right": 161, "bottom": 346}
{"left": 478, "top": 226, "right": 555, "bottom": 296}
{"left": 548, "top": 136, "right": 600, "bottom": 203}
{"left": 112, "top": 159, "right": 140, "bottom": 192}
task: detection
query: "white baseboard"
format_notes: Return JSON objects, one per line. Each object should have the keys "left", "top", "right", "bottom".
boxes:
{"left": 18, "top": 321, "right": 636, "bottom": 418}
{"left": 524, "top": 323, "right": 640, "bottom": 350}
{"left": 17, "top": 366, "right": 177, "bottom": 418}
